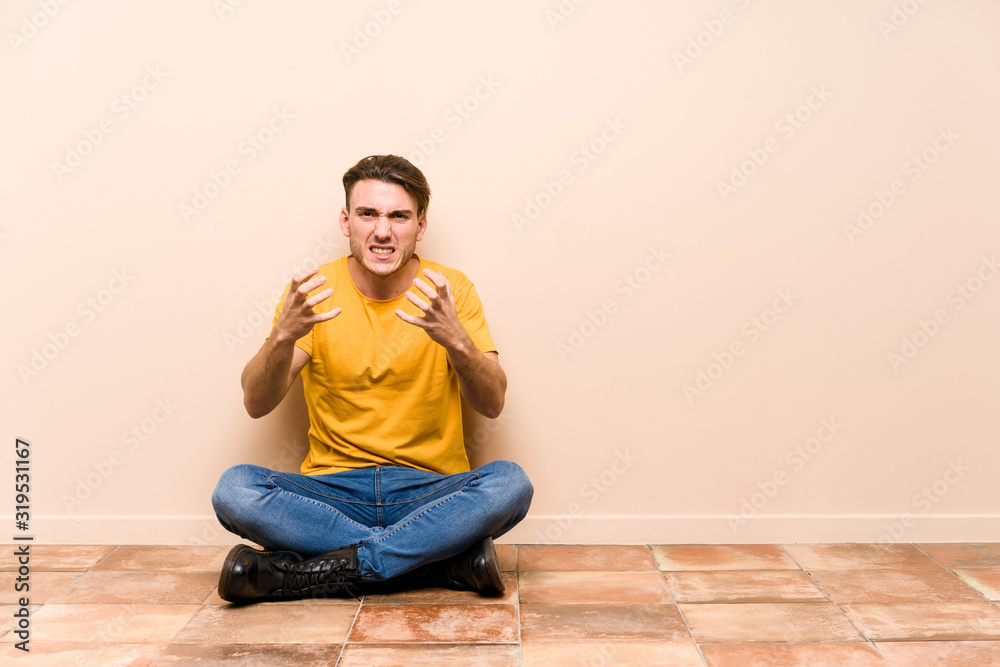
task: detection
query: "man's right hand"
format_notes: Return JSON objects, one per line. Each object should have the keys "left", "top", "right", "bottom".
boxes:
{"left": 241, "top": 267, "right": 340, "bottom": 418}
{"left": 272, "top": 267, "right": 341, "bottom": 343}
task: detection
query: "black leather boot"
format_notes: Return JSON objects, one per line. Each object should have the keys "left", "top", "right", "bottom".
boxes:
{"left": 405, "top": 537, "right": 505, "bottom": 595}
{"left": 218, "top": 543, "right": 362, "bottom": 603}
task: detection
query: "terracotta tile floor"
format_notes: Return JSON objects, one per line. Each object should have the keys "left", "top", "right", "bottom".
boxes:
{"left": 2, "top": 543, "right": 1000, "bottom": 665}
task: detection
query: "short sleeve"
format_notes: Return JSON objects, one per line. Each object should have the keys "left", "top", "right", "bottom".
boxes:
{"left": 453, "top": 278, "right": 497, "bottom": 355}
{"left": 271, "top": 280, "right": 314, "bottom": 356}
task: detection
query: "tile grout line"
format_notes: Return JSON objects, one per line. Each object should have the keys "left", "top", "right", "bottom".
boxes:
{"left": 26, "top": 566, "right": 92, "bottom": 611}
{"left": 514, "top": 545, "right": 523, "bottom": 667}
{"left": 646, "top": 544, "right": 710, "bottom": 667}
{"left": 17, "top": 542, "right": 1000, "bottom": 662}
{"left": 777, "top": 543, "right": 891, "bottom": 664}
{"left": 334, "top": 590, "right": 366, "bottom": 666}
{"left": 3, "top": 544, "right": 193, "bottom": 664}
{"left": 18, "top": 543, "right": 125, "bottom": 634}
{"left": 148, "top": 548, "right": 224, "bottom": 666}
{"left": 912, "top": 542, "right": 1000, "bottom": 612}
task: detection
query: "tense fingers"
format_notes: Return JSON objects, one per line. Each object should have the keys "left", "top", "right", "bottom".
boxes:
{"left": 411, "top": 277, "right": 438, "bottom": 301}
{"left": 404, "top": 290, "right": 429, "bottom": 311}
{"left": 291, "top": 267, "right": 321, "bottom": 290}
{"left": 314, "top": 307, "right": 342, "bottom": 322}
{"left": 278, "top": 268, "right": 340, "bottom": 337}
{"left": 297, "top": 275, "right": 327, "bottom": 299}
{"left": 304, "top": 288, "right": 333, "bottom": 309}
{"left": 422, "top": 268, "right": 447, "bottom": 291}
{"left": 395, "top": 308, "right": 423, "bottom": 327}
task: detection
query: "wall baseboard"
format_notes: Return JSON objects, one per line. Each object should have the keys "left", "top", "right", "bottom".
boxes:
{"left": 505, "top": 514, "right": 1000, "bottom": 544}
{"left": 8, "top": 514, "right": 1000, "bottom": 545}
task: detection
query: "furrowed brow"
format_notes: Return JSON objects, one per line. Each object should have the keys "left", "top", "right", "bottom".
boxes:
{"left": 354, "top": 206, "right": 412, "bottom": 216}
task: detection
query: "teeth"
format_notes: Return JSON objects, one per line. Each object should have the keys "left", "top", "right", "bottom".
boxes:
{"left": 371, "top": 248, "right": 393, "bottom": 255}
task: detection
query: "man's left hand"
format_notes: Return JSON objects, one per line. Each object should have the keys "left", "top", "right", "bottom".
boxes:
{"left": 396, "top": 269, "right": 469, "bottom": 350}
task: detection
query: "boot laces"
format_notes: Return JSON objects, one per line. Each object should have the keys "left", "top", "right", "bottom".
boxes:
{"left": 277, "top": 556, "right": 361, "bottom": 601}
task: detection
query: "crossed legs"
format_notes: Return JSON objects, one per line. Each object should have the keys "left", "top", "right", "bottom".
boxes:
{"left": 211, "top": 460, "right": 533, "bottom": 583}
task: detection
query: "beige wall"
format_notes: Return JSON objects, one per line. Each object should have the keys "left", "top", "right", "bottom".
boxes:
{"left": 3, "top": 0, "right": 999, "bottom": 546}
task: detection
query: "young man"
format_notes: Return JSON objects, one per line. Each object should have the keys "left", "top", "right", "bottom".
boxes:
{"left": 211, "top": 155, "right": 532, "bottom": 603}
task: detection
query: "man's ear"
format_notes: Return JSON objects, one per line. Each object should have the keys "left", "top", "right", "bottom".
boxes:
{"left": 415, "top": 213, "right": 428, "bottom": 241}
{"left": 339, "top": 207, "right": 351, "bottom": 237}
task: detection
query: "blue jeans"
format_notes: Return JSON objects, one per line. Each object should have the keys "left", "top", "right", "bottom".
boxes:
{"left": 211, "top": 460, "right": 533, "bottom": 582}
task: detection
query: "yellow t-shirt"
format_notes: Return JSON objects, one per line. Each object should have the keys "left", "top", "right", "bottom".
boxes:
{"left": 272, "top": 255, "right": 497, "bottom": 475}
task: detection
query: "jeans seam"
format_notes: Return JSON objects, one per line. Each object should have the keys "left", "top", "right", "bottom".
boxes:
{"left": 375, "top": 466, "right": 383, "bottom": 528}
{"left": 269, "top": 473, "right": 377, "bottom": 506}
{"left": 368, "top": 475, "right": 479, "bottom": 545}
{"left": 379, "top": 472, "right": 481, "bottom": 506}
{"left": 272, "top": 485, "right": 373, "bottom": 532}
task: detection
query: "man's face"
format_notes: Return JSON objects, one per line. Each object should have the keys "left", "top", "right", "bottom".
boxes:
{"left": 340, "top": 179, "right": 427, "bottom": 280}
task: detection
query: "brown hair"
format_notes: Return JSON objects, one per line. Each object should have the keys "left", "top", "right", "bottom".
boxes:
{"left": 342, "top": 155, "right": 431, "bottom": 218}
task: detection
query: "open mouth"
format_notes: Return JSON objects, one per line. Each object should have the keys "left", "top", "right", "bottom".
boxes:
{"left": 370, "top": 245, "right": 395, "bottom": 259}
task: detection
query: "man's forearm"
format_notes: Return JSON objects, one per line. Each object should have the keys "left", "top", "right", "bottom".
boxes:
{"left": 394, "top": 268, "right": 506, "bottom": 417}
{"left": 241, "top": 332, "right": 298, "bottom": 418}
{"left": 447, "top": 338, "right": 506, "bottom": 419}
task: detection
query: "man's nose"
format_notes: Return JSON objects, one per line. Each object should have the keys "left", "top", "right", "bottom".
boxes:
{"left": 374, "top": 216, "right": 391, "bottom": 236}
